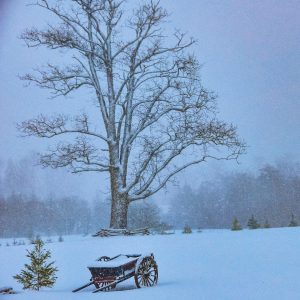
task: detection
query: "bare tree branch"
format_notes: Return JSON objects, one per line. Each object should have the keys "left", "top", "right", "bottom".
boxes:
{"left": 17, "top": 114, "right": 109, "bottom": 142}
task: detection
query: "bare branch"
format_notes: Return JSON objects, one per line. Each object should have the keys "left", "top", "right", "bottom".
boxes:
{"left": 20, "top": 63, "right": 92, "bottom": 97}
{"left": 17, "top": 114, "right": 109, "bottom": 142}
{"left": 39, "top": 136, "right": 110, "bottom": 172}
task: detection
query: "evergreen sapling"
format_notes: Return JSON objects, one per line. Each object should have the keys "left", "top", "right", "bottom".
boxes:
{"left": 288, "top": 214, "right": 298, "bottom": 227}
{"left": 182, "top": 225, "right": 192, "bottom": 234}
{"left": 14, "top": 239, "right": 58, "bottom": 291}
{"left": 231, "top": 217, "right": 242, "bottom": 231}
{"left": 247, "top": 215, "right": 260, "bottom": 229}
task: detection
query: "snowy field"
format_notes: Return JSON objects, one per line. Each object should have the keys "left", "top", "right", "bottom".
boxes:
{"left": 1, "top": 228, "right": 300, "bottom": 300}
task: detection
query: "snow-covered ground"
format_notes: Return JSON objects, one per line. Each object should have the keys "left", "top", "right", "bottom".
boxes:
{"left": 1, "top": 228, "right": 300, "bottom": 300}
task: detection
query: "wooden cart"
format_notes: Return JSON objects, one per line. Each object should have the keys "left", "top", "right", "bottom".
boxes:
{"left": 72, "top": 253, "right": 158, "bottom": 293}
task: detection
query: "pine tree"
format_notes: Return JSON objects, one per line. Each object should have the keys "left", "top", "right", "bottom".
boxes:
{"left": 182, "top": 225, "right": 192, "bottom": 234}
{"left": 247, "top": 215, "right": 260, "bottom": 229}
{"left": 14, "top": 239, "right": 58, "bottom": 291}
{"left": 231, "top": 217, "right": 242, "bottom": 231}
{"left": 288, "top": 214, "right": 298, "bottom": 227}
{"left": 264, "top": 220, "right": 271, "bottom": 228}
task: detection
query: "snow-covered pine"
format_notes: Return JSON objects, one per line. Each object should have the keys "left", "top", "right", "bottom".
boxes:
{"left": 182, "top": 225, "right": 192, "bottom": 234}
{"left": 13, "top": 239, "right": 58, "bottom": 291}
{"left": 247, "top": 215, "right": 260, "bottom": 229}
{"left": 231, "top": 217, "right": 242, "bottom": 231}
{"left": 288, "top": 214, "right": 298, "bottom": 227}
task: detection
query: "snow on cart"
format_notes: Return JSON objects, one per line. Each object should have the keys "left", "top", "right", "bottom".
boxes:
{"left": 72, "top": 253, "right": 158, "bottom": 293}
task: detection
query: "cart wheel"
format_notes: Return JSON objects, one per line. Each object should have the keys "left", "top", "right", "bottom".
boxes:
{"left": 134, "top": 256, "right": 158, "bottom": 288}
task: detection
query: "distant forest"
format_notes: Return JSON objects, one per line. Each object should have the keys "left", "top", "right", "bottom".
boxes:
{"left": 0, "top": 157, "right": 299, "bottom": 237}
{"left": 168, "top": 161, "right": 300, "bottom": 229}
{"left": 0, "top": 157, "right": 162, "bottom": 237}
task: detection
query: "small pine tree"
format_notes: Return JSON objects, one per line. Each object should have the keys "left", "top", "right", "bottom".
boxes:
{"left": 182, "top": 225, "right": 192, "bottom": 234}
{"left": 30, "top": 235, "right": 41, "bottom": 245}
{"left": 264, "top": 220, "right": 271, "bottom": 228}
{"left": 14, "top": 239, "right": 58, "bottom": 291}
{"left": 58, "top": 236, "right": 64, "bottom": 242}
{"left": 247, "top": 215, "right": 260, "bottom": 229}
{"left": 288, "top": 214, "right": 298, "bottom": 227}
{"left": 231, "top": 217, "right": 242, "bottom": 231}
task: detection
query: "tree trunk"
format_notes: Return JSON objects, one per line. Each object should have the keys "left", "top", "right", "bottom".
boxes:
{"left": 110, "top": 193, "right": 129, "bottom": 229}
{"left": 109, "top": 164, "right": 129, "bottom": 229}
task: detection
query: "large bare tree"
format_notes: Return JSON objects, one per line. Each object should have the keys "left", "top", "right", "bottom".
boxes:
{"left": 19, "top": 0, "right": 245, "bottom": 228}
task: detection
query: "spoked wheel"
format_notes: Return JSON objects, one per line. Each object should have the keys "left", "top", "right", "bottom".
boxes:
{"left": 134, "top": 256, "right": 158, "bottom": 288}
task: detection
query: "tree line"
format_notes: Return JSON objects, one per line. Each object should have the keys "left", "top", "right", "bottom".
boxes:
{"left": 0, "top": 156, "right": 162, "bottom": 238}
{"left": 1, "top": 156, "right": 299, "bottom": 237}
{"left": 0, "top": 195, "right": 94, "bottom": 237}
{"left": 0, "top": 194, "right": 162, "bottom": 238}
{"left": 168, "top": 161, "right": 300, "bottom": 229}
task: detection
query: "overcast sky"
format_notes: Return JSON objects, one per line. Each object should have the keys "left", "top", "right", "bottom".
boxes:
{"left": 0, "top": 0, "right": 299, "bottom": 200}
